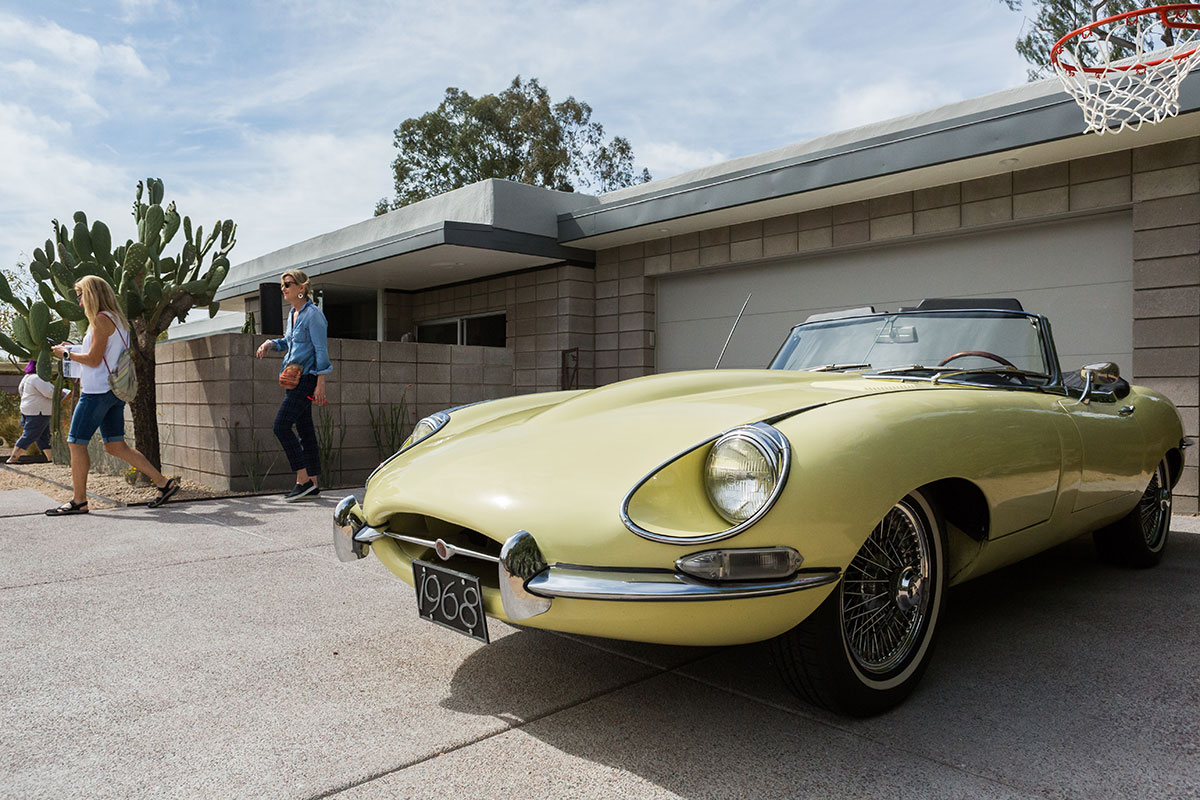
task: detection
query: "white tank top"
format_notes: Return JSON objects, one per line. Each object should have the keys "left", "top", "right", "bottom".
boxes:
{"left": 74, "top": 311, "right": 130, "bottom": 395}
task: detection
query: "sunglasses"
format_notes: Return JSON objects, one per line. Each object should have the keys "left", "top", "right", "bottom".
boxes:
{"left": 281, "top": 281, "right": 295, "bottom": 290}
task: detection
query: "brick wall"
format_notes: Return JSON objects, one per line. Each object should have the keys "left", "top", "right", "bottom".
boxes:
{"left": 154, "top": 334, "right": 512, "bottom": 491}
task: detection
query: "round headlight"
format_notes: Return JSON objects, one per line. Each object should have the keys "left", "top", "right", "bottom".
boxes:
{"left": 704, "top": 425, "right": 788, "bottom": 525}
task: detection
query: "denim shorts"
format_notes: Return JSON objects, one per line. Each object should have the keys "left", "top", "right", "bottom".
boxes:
{"left": 67, "top": 391, "right": 126, "bottom": 444}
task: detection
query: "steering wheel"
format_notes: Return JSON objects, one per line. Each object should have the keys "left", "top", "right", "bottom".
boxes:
{"left": 937, "top": 350, "right": 1016, "bottom": 368}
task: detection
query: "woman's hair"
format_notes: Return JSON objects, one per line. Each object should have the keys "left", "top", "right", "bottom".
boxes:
{"left": 74, "top": 275, "right": 129, "bottom": 330}
{"left": 281, "top": 269, "right": 312, "bottom": 301}
{"left": 24, "top": 359, "right": 36, "bottom": 374}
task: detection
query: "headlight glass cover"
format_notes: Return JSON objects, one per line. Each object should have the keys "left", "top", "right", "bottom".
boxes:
{"left": 704, "top": 424, "right": 789, "bottom": 525}
{"left": 367, "top": 411, "right": 451, "bottom": 483}
{"left": 402, "top": 412, "right": 450, "bottom": 451}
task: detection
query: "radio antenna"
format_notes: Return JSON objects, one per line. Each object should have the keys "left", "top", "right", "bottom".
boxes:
{"left": 715, "top": 294, "right": 752, "bottom": 369}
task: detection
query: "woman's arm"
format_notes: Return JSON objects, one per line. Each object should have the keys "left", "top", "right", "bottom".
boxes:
{"left": 52, "top": 315, "right": 113, "bottom": 368}
{"left": 309, "top": 309, "right": 331, "bottom": 405}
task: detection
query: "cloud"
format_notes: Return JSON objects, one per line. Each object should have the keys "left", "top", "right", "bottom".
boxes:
{"left": 638, "top": 142, "right": 731, "bottom": 181}
{"left": 0, "top": 102, "right": 132, "bottom": 267}
{"left": 170, "top": 129, "right": 396, "bottom": 263}
{"left": 825, "top": 78, "right": 963, "bottom": 132}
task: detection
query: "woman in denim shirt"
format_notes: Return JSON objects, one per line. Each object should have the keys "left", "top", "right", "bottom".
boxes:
{"left": 255, "top": 269, "right": 332, "bottom": 501}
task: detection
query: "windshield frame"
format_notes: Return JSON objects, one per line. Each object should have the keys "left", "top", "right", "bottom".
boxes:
{"left": 767, "top": 308, "right": 1065, "bottom": 391}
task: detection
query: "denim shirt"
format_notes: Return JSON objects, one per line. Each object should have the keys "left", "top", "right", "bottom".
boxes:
{"left": 272, "top": 301, "right": 332, "bottom": 376}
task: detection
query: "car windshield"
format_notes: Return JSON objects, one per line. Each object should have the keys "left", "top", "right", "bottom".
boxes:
{"left": 769, "top": 311, "right": 1052, "bottom": 380}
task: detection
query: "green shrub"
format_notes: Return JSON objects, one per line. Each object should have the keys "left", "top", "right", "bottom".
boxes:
{"left": 0, "top": 392, "right": 20, "bottom": 448}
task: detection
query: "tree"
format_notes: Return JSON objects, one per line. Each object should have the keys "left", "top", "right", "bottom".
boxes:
{"left": 0, "top": 178, "right": 236, "bottom": 469}
{"left": 376, "top": 76, "right": 651, "bottom": 213}
{"left": 1002, "top": 1, "right": 1147, "bottom": 80}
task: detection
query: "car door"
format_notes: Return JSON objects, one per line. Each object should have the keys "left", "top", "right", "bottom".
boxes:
{"left": 1059, "top": 390, "right": 1145, "bottom": 512}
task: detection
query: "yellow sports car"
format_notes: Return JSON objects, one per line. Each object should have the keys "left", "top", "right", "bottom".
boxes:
{"left": 333, "top": 299, "right": 1185, "bottom": 716}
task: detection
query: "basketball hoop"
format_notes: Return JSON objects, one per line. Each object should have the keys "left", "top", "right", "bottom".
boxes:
{"left": 1051, "top": 3, "right": 1200, "bottom": 134}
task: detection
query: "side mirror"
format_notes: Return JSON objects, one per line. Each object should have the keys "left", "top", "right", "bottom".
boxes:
{"left": 1079, "top": 361, "right": 1120, "bottom": 405}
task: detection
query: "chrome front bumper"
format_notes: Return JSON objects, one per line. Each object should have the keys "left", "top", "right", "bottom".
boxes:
{"left": 333, "top": 496, "right": 840, "bottom": 621}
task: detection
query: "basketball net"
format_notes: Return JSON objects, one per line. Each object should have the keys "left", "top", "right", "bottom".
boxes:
{"left": 1051, "top": 4, "right": 1200, "bottom": 134}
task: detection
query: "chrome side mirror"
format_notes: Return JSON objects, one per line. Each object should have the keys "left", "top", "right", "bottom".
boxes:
{"left": 1079, "top": 361, "right": 1119, "bottom": 405}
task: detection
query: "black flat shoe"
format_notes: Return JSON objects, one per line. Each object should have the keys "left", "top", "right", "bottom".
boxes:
{"left": 283, "top": 481, "right": 318, "bottom": 502}
{"left": 46, "top": 500, "right": 88, "bottom": 516}
{"left": 149, "top": 477, "right": 180, "bottom": 508}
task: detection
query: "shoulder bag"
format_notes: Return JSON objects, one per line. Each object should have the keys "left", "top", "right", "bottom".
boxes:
{"left": 103, "top": 321, "right": 138, "bottom": 403}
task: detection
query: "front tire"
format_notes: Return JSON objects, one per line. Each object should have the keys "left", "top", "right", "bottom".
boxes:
{"left": 772, "top": 490, "right": 947, "bottom": 716}
{"left": 1093, "top": 458, "right": 1172, "bottom": 569}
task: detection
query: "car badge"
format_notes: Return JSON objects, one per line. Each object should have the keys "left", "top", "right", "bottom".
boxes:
{"left": 435, "top": 539, "right": 450, "bottom": 561}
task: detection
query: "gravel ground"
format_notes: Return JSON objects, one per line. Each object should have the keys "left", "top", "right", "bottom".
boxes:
{"left": 0, "top": 460, "right": 245, "bottom": 508}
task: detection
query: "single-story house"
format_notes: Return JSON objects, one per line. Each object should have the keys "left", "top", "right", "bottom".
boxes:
{"left": 156, "top": 73, "right": 1200, "bottom": 511}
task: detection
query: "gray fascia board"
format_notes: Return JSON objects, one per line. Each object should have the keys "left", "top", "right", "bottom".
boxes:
{"left": 216, "top": 223, "right": 591, "bottom": 300}
{"left": 558, "top": 75, "right": 1200, "bottom": 242}
{"left": 443, "top": 222, "right": 594, "bottom": 264}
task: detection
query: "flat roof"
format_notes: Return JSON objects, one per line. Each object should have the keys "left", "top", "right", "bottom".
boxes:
{"left": 558, "top": 73, "right": 1200, "bottom": 248}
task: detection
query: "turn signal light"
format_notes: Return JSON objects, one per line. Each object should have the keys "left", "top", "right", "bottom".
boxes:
{"left": 676, "top": 547, "right": 802, "bottom": 581}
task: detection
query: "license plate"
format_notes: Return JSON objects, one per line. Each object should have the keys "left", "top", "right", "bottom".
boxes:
{"left": 412, "top": 560, "right": 489, "bottom": 643}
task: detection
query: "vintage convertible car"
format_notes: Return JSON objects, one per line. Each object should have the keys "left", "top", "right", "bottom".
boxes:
{"left": 333, "top": 299, "right": 1185, "bottom": 716}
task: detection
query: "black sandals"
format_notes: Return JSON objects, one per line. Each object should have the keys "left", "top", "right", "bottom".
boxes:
{"left": 46, "top": 500, "right": 88, "bottom": 516}
{"left": 149, "top": 477, "right": 180, "bottom": 509}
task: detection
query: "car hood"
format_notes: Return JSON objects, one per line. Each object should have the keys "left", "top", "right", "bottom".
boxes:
{"left": 364, "top": 369, "right": 930, "bottom": 555}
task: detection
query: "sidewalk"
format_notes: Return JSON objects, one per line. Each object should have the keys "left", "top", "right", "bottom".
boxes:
{"left": 1, "top": 493, "right": 1197, "bottom": 799}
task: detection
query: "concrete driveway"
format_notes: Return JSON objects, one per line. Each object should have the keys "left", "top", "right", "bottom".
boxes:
{"left": 1, "top": 492, "right": 1197, "bottom": 799}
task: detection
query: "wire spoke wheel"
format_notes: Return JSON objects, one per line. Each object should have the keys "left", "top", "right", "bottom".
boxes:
{"left": 772, "top": 489, "right": 945, "bottom": 716}
{"left": 840, "top": 500, "right": 931, "bottom": 675}
{"left": 1094, "top": 456, "right": 1174, "bottom": 568}
{"left": 1138, "top": 461, "right": 1171, "bottom": 549}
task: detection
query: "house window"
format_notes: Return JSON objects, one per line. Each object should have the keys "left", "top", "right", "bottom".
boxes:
{"left": 417, "top": 312, "right": 506, "bottom": 347}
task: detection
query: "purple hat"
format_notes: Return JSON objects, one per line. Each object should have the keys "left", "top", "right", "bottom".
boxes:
{"left": 24, "top": 359, "right": 36, "bottom": 374}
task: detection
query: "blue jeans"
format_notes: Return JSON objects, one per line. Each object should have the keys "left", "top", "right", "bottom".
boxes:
{"left": 68, "top": 391, "right": 126, "bottom": 445}
{"left": 16, "top": 414, "right": 51, "bottom": 450}
{"left": 273, "top": 373, "right": 321, "bottom": 476}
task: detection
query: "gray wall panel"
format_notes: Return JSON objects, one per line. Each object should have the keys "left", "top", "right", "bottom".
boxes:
{"left": 657, "top": 212, "right": 1133, "bottom": 375}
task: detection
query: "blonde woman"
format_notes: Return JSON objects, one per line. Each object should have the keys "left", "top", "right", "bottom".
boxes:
{"left": 255, "top": 269, "right": 331, "bottom": 501}
{"left": 46, "top": 276, "right": 179, "bottom": 515}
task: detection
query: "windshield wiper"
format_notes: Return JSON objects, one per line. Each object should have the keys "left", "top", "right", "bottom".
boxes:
{"left": 930, "top": 366, "right": 1047, "bottom": 383}
{"left": 807, "top": 363, "right": 872, "bottom": 372}
{"left": 870, "top": 364, "right": 931, "bottom": 375}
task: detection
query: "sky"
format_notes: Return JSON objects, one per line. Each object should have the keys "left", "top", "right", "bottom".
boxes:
{"left": 0, "top": 0, "right": 1036, "bottom": 274}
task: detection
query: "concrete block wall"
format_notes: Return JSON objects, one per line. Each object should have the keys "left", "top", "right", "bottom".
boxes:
{"left": 155, "top": 333, "right": 512, "bottom": 491}
{"left": 408, "top": 264, "right": 595, "bottom": 393}
{"left": 596, "top": 244, "right": 656, "bottom": 385}
{"left": 1129, "top": 138, "right": 1199, "bottom": 512}
{"left": 600, "top": 135, "right": 1200, "bottom": 511}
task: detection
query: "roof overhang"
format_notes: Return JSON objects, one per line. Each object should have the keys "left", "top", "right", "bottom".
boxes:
{"left": 218, "top": 221, "right": 593, "bottom": 299}
{"left": 218, "top": 179, "right": 599, "bottom": 301}
{"left": 558, "top": 74, "right": 1200, "bottom": 249}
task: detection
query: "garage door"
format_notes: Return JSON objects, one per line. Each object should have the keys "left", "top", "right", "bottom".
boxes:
{"left": 657, "top": 211, "right": 1133, "bottom": 376}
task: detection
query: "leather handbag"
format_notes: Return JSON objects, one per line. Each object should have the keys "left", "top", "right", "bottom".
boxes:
{"left": 279, "top": 364, "right": 302, "bottom": 389}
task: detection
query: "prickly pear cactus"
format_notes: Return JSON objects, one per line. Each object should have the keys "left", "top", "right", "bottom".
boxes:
{"left": 0, "top": 178, "right": 237, "bottom": 468}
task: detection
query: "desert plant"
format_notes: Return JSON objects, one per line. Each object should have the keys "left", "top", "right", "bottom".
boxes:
{"left": 316, "top": 405, "right": 345, "bottom": 487}
{"left": 226, "top": 418, "right": 277, "bottom": 493}
{"left": 0, "top": 391, "right": 20, "bottom": 447}
{"left": 368, "top": 386, "right": 410, "bottom": 461}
